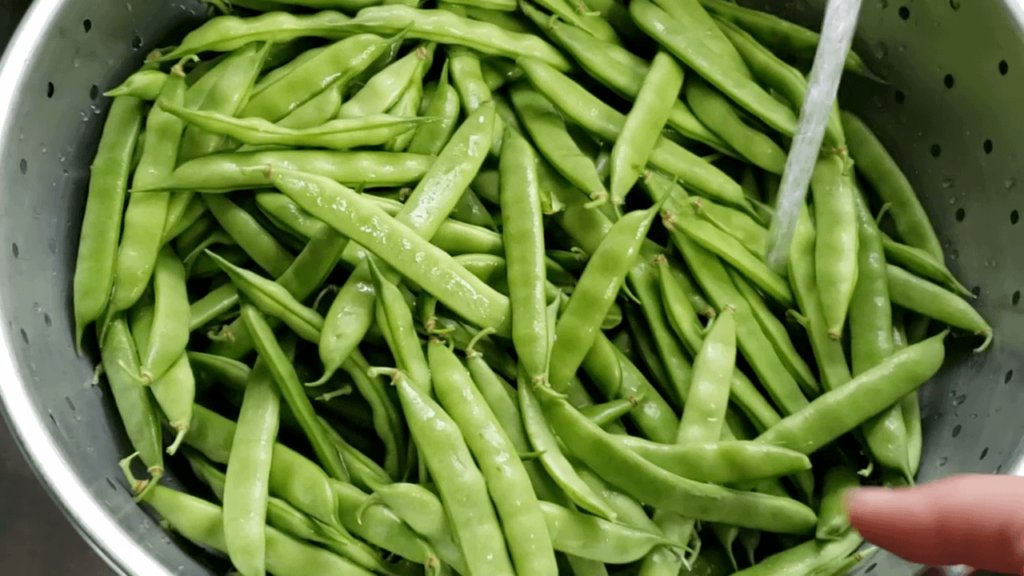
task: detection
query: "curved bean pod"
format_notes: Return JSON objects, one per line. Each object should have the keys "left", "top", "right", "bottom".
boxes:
{"left": 815, "top": 465, "right": 859, "bottom": 541}
{"left": 881, "top": 232, "right": 971, "bottom": 298}
{"left": 519, "top": 58, "right": 751, "bottom": 211}
{"left": 222, "top": 350, "right": 280, "bottom": 576}
{"left": 731, "top": 530, "right": 863, "bottom": 576}
{"left": 105, "top": 70, "right": 168, "bottom": 100}
{"left": 536, "top": 386, "right": 818, "bottom": 534}
{"left": 757, "top": 331, "right": 947, "bottom": 455}
{"left": 340, "top": 5, "right": 572, "bottom": 70}
{"left": 888, "top": 265, "right": 993, "bottom": 351}
{"left": 140, "top": 246, "right": 190, "bottom": 383}
{"left": 73, "top": 96, "right": 143, "bottom": 350}
{"left": 430, "top": 341, "right": 558, "bottom": 575}
{"left": 613, "top": 437, "right": 811, "bottom": 485}
{"left": 241, "top": 308, "right": 349, "bottom": 481}
{"left": 812, "top": 155, "right": 859, "bottom": 339}
{"left": 366, "top": 483, "right": 467, "bottom": 573}
{"left": 270, "top": 168, "right": 512, "bottom": 336}
{"left": 842, "top": 111, "right": 944, "bottom": 261}
{"left": 408, "top": 60, "right": 461, "bottom": 155}
{"left": 208, "top": 250, "right": 324, "bottom": 343}
{"left": 540, "top": 501, "right": 677, "bottom": 564}
{"left": 132, "top": 150, "right": 433, "bottom": 193}
{"left": 631, "top": 0, "right": 798, "bottom": 137}
{"left": 339, "top": 42, "right": 433, "bottom": 119}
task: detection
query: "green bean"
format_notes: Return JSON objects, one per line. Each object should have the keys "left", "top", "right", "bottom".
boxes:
{"left": 714, "top": 17, "right": 845, "bottom": 150}
{"left": 666, "top": 260, "right": 716, "bottom": 319}
{"left": 788, "top": 208, "right": 850, "bottom": 391}
{"left": 686, "top": 76, "right": 786, "bottom": 174}
{"left": 340, "top": 6, "right": 572, "bottom": 70}
{"left": 127, "top": 476, "right": 376, "bottom": 576}
{"left": 270, "top": 79, "right": 345, "bottom": 131}
{"left": 664, "top": 198, "right": 793, "bottom": 308}
{"left": 894, "top": 311, "right": 923, "bottom": 477}
{"left": 631, "top": 0, "right": 798, "bottom": 138}
{"left": 450, "top": 187, "right": 497, "bottom": 229}
{"left": 690, "top": 196, "right": 768, "bottom": 256}
{"left": 188, "top": 351, "right": 250, "bottom": 391}
{"left": 496, "top": 128, "right": 551, "bottom": 382}
{"left": 253, "top": 44, "right": 327, "bottom": 93}
{"left": 651, "top": 202, "right": 809, "bottom": 416}
{"left": 408, "top": 60, "right": 461, "bottom": 155}
{"left": 699, "top": 0, "right": 876, "bottom": 80}
{"left": 386, "top": 44, "right": 435, "bottom": 152}
{"left": 610, "top": 51, "right": 684, "bottom": 205}
{"left": 186, "top": 404, "right": 343, "bottom": 531}
{"left": 850, "top": 190, "right": 913, "bottom": 479}
{"left": 430, "top": 341, "right": 558, "bottom": 575}
{"left": 678, "top": 306, "right": 735, "bottom": 442}
{"left": 384, "top": 368, "right": 514, "bottom": 575}
{"left": 330, "top": 480, "right": 440, "bottom": 566}
{"left": 208, "top": 251, "right": 324, "bottom": 343}
{"left": 480, "top": 57, "right": 522, "bottom": 91}
{"left": 72, "top": 97, "right": 143, "bottom": 350}
{"left": 524, "top": 9, "right": 729, "bottom": 154}
{"left": 313, "top": 103, "right": 498, "bottom": 384}
{"left": 159, "top": 11, "right": 354, "bottom": 62}
{"left": 729, "top": 269, "right": 820, "bottom": 396}
{"left": 888, "top": 264, "right": 993, "bottom": 351}
{"left": 110, "top": 70, "right": 187, "bottom": 316}
{"left": 575, "top": 468, "right": 658, "bottom": 535}
{"left": 338, "top": 42, "right": 432, "bottom": 120}
{"left": 134, "top": 150, "right": 432, "bottom": 194}
{"left": 168, "top": 104, "right": 432, "bottom": 150}
{"left": 99, "top": 316, "right": 163, "bottom": 477}
{"left": 203, "top": 195, "right": 295, "bottom": 278}
{"left": 367, "top": 260, "right": 431, "bottom": 393}
{"left": 272, "top": 167, "right": 511, "bottom": 327}
{"left": 881, "top": 232, "right": 971, "bottom": 298}
{"left": 537, "top": 386, "right": 817, "bottom": 533}
{"left": 222, "top": 350, "right": 279, "bottom": 576}
{"left": 464, "top": 340, "right": 562, "bottom": 503}
{"left": 540, "top": 501, "right": 677, "bottom": 564}
{"left": 519, "top": 380, "right": 617, "bottom": 520}
{"left": 549, "top": 204, "right": 659, "bottom": 389}
{"left": 519, "top": 58, "right": 751, "bottom": 212}
{"left": 757, "top": 331, "right": 947, "bottom": 455}
{"left": 185, "top": 450, "right": 389, "bottom": 575}
{"left": 318, "top": 416, "right": 394, "bottom": 491}
{"left": 812, "top": 155, "right": 859, "bottom": 339}
{"left": 189, "top": 284, "right": 240, "bottom": 333}
{"left": 364, "top": 483, "right": 467, "bottom": 573}
{"left": 162, "top": 194, "right": 206, "bottom": 242}
{"left": 815, "top": 465, "right": 858, "bottom": 541}
{"left": 129, "top": 303, "right": 195, "bottom": 456}
{"left": 241, "top": 307, "right": 349, "bottom": 481}
{"left": 731, "top": 531, "right": 863, "bottom": 576}
{"left": 623, "top": 307, "right": 676, "bottom": 407}
{"left": 613, "top": 437, "right": 811, "bottom": 484}
{"left": 180, "top": 42, "right": 271, "bottom": 163}
{"left": 105, "top": 70, "right": 168, "bottom": 100}
{"left": 580, "top": 397, "right": 639, "bottom": 427}
{"left": 136, "top": 246, "right": 190, "bottom": 383}
{"left": 842, "top": 111, "right": 944, "bottom": 261}
{"left": 509, "top": 82, "right": 608, "bottom": 203}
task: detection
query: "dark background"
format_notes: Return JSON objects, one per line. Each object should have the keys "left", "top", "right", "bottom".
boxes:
{"left": 0, "top": 1, "right": 113, "bottom": 573}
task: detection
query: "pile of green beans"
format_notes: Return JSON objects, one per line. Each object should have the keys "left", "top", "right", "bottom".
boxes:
{"left": 76, "top": 0, "right": 992, "bottom": 574}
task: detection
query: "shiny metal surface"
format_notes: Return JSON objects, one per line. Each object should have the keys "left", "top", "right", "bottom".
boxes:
{"left": 0, "top": 0, "right": 1022, "bottom": 575}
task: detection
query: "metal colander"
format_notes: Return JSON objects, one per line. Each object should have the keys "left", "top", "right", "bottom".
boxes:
{"left": 0, "top": 0, "right": 1021, "bottom": 574}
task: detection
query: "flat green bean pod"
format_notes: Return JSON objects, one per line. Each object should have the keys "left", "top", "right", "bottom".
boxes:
{"left": 888, "top": 265, "right": 993, "bottom": 351}
{"left": 208, "top": 250, "right": 324, "bottom": 343}
{"left": 815, "top": 465, "right": 859, "bottom": 541}
{"left": 519, "top": 58, "right": 751, "bottom": 212}
{"left": 105, "top": 70, "right": 168, "bottom": 100}
{"left": 700, "top": 0, "right": 877, "bottom": 80}
{"left": 757, "top": 331, "right": 947, "bottom": 455}
{"left": 364, "top": 483, "right": 467, "bottom": 573}
{"left": 611, "top": 437, "right": 811, "bottom": 484}
{"left": 509, "top": 82, "right": 608, "bottom": 203}
{"left": 812, "top": 155, "right": 859, "bottom": 339}
{"left": 131, "top": 150, "right": 433, "bottom": 193}
{"left": 158, "top": 11, "right": 354, "bottom": 61}
{"left": 540, "top": 501, "right": 678, "bottom": 564}
{"left": 631, "top": 0, "right": 798, "bottom": 138}
{"left": 165, "top": 104, "right": 433, "bottom": 150}
{"left": 525, "top": 9, "right": 730, "bottom": 153}
{"left": 686, "top": 76, "right": 786, "bottom": 174}
{"left": 536, "top": 385, "right": 818, "bottom": 534}
{"left": 339, "top": 42, "right": 433, "bottom": 120}
{"left": 270, "top": 168, "right": 512, "bottom": 336}
{"left": 881, "top": 232, "right": 971, "bottom": 298}
{"left": 339, "top": 6, "right": 573, "bottom": 70}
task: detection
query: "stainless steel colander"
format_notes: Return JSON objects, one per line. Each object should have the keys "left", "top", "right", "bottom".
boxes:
{"left": 0, "top": 0, "right": 1022, "bottom": 574}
